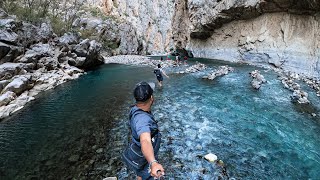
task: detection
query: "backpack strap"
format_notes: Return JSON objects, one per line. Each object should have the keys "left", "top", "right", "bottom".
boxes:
{"left": 129, "top": 109, "right": 159, "bottom": 143}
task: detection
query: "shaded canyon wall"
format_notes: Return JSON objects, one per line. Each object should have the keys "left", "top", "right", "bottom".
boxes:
{"left": 98, "top": 0, "right": 320, "bottom": 77}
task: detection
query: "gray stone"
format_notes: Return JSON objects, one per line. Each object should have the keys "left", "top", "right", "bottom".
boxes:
{"left": 18, "top": 44, "right": 53, "bottom": 63}
{"left": 0, "top": 63, "right": 24, "bottom": 80}
{"left": 68, "top": 155, "right": 80, "bottom": 162}
{"left": 96, "top": 148, "right": 104, "bottom": 153}
{"left": 0, "top": 29, "right": 18, "bottom": 43}
{"left": 0, "top": 42, "right": 11, "bottom": 60}
{"left": 2, "top": 75, "right": 32, "bottom": 95}
{"left": 0, "top": 91, "right": 16, "bottom": 106}
{"left": 58, "top": 32, "right": 80, "bottom": 45}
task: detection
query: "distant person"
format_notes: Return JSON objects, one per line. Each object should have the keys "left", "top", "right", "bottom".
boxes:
{"left": 154, "top": 64, "right": 169, "bottom": 87}
{"left": 175, "top": 55, "right": 179, "bottom": 64}
{"left": 122, "top": 82, "right": 165, "bottom": 180}
{"left": 166, "top": 55, "right": 171, "bottom": 60}
{"left": 183, "top": 56, "right": 188, "bottom": 65}
{"left": 160, "top": 57, "right": 163, "bottom": 61}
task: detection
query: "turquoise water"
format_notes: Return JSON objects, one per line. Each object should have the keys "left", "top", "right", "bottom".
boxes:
{"left": 1, "top": 60, "right": 320, "bottom": 179}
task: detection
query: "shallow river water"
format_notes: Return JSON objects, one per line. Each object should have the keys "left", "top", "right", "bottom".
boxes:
{"left": 0, "top": 59, "right": 320, "bottom": 179}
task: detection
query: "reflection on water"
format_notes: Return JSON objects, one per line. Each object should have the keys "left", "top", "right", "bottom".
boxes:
{"left": 1, "top": 60, "right": 320, "bottom": 179}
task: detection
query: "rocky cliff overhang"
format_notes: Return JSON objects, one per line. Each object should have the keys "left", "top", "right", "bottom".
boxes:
{"left": 189, "top": 0, "right": 320, "bottom": 39}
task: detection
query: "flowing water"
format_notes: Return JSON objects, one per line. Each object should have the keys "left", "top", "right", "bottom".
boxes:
{"left": 0, "top": 59, "right": 320, "bottom": 179}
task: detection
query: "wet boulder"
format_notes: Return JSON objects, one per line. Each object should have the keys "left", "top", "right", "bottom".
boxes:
{"left": 203, "top": 66, "right": 234, "bottom": 80}
{"left": 0, "top": 91, "right": 16, "bottom": 106}
{"left": 291, "top": 90, "right": 310, "bottom": 104}
{"left": 250, "top": 70, "right": 267, "bottom": 90}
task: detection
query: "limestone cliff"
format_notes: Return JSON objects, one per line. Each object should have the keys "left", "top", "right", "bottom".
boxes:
{"left": 97, "top": 0, "right": 320, "bottom": 77}
{"left": 99, "top": 0, "right": 176, "bottom": 55}
{"left": 187, "top": 0, "right": 320, "bottom": 77}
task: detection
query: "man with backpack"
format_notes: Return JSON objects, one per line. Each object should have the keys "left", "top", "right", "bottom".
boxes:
{"left": 154, "top": 64, "right": 169, "bottom": 87}
{"left": 122, "top": 82, "right": 165, "bottom": 180}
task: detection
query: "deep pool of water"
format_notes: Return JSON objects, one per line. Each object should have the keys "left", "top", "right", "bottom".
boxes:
{"left": 0, "top": 59, "right": 320, "bottom": 179}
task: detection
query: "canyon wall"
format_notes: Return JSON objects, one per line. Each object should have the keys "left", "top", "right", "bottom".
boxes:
{"left": 98, "top": 0, "right": 320, "bottom": 77}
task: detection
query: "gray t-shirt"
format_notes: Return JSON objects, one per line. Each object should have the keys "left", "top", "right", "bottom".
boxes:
{"left": 129, "top": 105, "right": 159, "bottom": 147}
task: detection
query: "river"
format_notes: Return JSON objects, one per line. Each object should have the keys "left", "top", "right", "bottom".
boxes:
{"left": 0, "top": 59, "right": 320, "bottom": 179}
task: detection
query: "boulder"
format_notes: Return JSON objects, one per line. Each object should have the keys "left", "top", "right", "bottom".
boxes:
{"left": 203, "top": 66, "right": 234, "bottom": 80}
{"left": 0, "top": 19, "right": 16, "bottom": 28}
{"left": 0, "top": 104, "right": 19, "bottom": 119}
{"left": 0, "top": 29, "right": 19, "bottom": 44}
{"left": 250, "top": 70, "right": 267, "bottom": 90}
{"left": 58, "top": 32, "right": 80, "bottom": 45}
{"left": 0, "top": 42, "right": 24, "bottom": 64}
{"left": 0, "top": 63, "right": 24, "bottom": 80}
{"left": 0, "top": 91, "right": 16, "bottom": 106}
{"left": 2, "top": 75, "right": 33, "bottom": 95}
{"left": 38, "top": 57, "right": 59, "bottom": 71}
{"left": 38, "top": 23, "right": 54, "bottom": 42}
{"left": 0, "top": 42, "right": 11, "bottom": 60}
{"left": 17, "top": 44, "right": 53, "bottom": 63}
{"left": 0, "top": 80, "right": 10, "bottom": 92}
{"left": 72, "top": 39, "right": 104, "bottom": 69}
{"left": 73, "top": 39, "right": 90, "bottom": 57}
{"left": 204, "top": 153, "right": 218, "bottom": 163}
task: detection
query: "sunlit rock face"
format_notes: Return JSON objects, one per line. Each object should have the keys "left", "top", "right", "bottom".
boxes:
{"left": 99, "top": 0, "right": 175, "bottom": 55}
{"left": 96, "top": 0, "right": 320, "bottom": 77}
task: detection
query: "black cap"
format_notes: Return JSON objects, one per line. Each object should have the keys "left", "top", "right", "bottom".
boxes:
{"left": 134, "top": 82, "right": 154, "bottom": 102}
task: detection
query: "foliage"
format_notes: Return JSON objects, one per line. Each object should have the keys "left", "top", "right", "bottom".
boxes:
{"left": 78, "top": 28, "right": 97, "bottom": 39}
{"left": 103, "top": 40, "right": 120, "bottom": 50}
{"left": 0, "top": 0, "right": 85, "bottom": 34}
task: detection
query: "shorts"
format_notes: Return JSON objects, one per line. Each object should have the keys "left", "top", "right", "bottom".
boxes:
{"left": 156, "top": 75, "right": 163, "bottom": 82}
{"left": 136, "top": 163, "right": 154, "bottom": 180}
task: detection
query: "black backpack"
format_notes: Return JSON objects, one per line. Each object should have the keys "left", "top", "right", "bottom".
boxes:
{"left": 154, "top": 69, "right": 161, "bottom": 75}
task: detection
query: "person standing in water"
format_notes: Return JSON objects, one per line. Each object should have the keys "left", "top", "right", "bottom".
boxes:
{"left": 154, "top": 64, "right": 169, "bottom": 87}
{"left": 122, "top": 82, "right": 165, "bottom": 180}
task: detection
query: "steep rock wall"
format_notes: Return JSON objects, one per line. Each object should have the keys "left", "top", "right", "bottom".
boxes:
{"left": 100, "top": 0, "right": 175, "bottom": 54}
{"left": 187, "top": 0, "right": 320, "bottom": 77}
{"left": 188, "top": 13, "right": 320, "bottom": 77}
{"left": 96, "top": 0, "right": 320, "bottom": 77}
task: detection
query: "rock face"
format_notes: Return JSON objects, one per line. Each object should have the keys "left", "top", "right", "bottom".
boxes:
{"left": 187, "top": 0, "right": 320, "bottom": 77}
{"left": 0, "top": 10, "right": 102, "bottom": 120}
{"left": 99, "top": 0, "right": 176, "bottom": 54}
{"left": 97, "top": 0, "right": 320, "bottom": 77}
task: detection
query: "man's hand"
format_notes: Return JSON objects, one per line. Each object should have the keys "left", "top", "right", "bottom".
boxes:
{"left": 150, "top": 162, "right": 165, "bottom": 178}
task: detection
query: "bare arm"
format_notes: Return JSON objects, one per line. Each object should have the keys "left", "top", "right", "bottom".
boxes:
{"left": 161, "top": 69, "right": 169, "bottom": 78}
{"left": 140, "top": 132, "right": 165, "bottom": 178}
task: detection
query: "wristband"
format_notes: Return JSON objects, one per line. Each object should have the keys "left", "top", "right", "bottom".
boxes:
{"left": 148, "top": 159, "right": 158, "bottom": 171}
